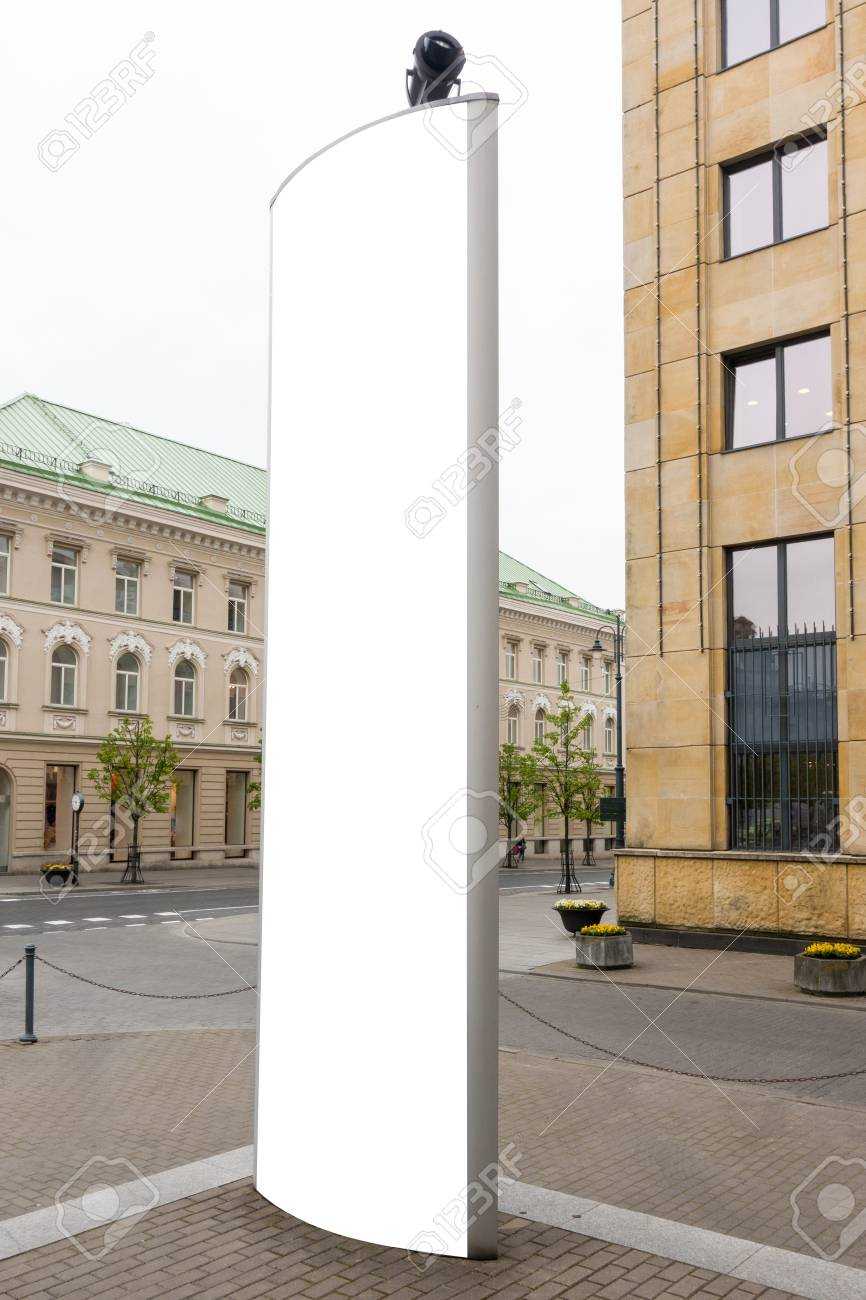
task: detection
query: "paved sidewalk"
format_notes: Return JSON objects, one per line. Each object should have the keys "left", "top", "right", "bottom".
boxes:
{"left": 500, "top": 1047, "right": 866, "bottom": 1271}
{"left": 0, "top": 1028, "right": 254, "bottom": 1221}
{"left": 500, "top": 887, "right": 617, "bottom": 972}
{"left": 0, "top": 867, "right": 258, "bottom": 896}
{"left": 0, "top": 1178, "right": 801, "bottom": 1299}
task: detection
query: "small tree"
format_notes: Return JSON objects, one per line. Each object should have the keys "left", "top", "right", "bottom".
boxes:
{"left": 573, "top": 745, "right": 604, "bottom": 866}
{"left": 532, "top": 681, "right": 593, "bottom": 893}
{"left": 87, "top": 716, "right": 179, "bottom": 884}
{"left": 498, "top": 742, "right": 540, "bottom": 867}
{"left": 248, "top": 740, "right": 262, "bottom": 812}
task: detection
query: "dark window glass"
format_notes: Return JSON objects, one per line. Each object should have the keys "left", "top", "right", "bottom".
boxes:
{"left": 780, "top": 138, "right": 828, "bottom": 240}
{"left": 783, "top": 335, "right": 833, "bottom": 438}
{"left": 726, "top": 159, "right": 774, "bottom": 256}
{"left": 727, "top": 332, "right": 831, "bottom": 448}
{"left": 787, "top": 536, "right": 836, "bottom": 631}
{"left": 724, "top": 137, "right": 827, "bottom": 257}
{"left": 724, "top": 0, "right": 825, "bottom": 68}
{"left": 778, "top": 0, "right": 827, "bottom": 44}
{"left": 730, "top": 354, "right": 776, "bottom": 448}
{"left": 725, "top": 0, "right": 772, "bottom": 66}
{"left": 731, "top": 545, "right": 778, "bottom": 638}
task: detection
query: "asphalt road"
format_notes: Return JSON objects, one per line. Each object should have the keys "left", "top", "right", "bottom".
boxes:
{"left": 498, "top": 866, "right": 614, "bottom": 890}
{"left": 500, "top": 969, "right": 866, "bottom": 1107}
{"left": 0, "top": 884, "right": 259, "bottom": 935}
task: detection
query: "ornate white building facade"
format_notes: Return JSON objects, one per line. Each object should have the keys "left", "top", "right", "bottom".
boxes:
{"left": 499, "top": 553, "right": 621, "bottom": 860}
{"left": 0, "top": 394, "right": 264, "bottom": 872}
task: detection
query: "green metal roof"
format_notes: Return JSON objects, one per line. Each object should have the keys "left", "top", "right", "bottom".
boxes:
{"left": 0, "top": 394, "right": 266, "bottom": 533}
{"left": 499, "top": 550, "right": 617, "bottom": 623}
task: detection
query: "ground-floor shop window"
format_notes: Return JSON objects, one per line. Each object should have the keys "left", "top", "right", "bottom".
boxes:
{"left": 170, "top": 770, "right": 196, "bottom": 860}
{"left": 225, "top": 770, "right": 248, "bottom": 858}
{"left": 44, "top": 764, "right": 76, "bottom": 852}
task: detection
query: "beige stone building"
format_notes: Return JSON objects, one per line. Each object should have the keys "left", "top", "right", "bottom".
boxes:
{"left": 0, "top": 394, "right": 264, "bottom": 873}
{"left": 620, "top": 0, "right": 866, "bottom": 938}
{"left": 499, "top": 553, "right": 620, "bottom": 861}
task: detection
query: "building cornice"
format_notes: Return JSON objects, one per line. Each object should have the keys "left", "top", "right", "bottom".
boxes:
{"left": 0, "top": 470, "right": 265, "bottom": 558}
{"left": 499, "top": 600, "right": 615, "bottom": 640}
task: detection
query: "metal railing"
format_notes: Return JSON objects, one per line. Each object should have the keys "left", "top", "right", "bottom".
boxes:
{"left": 727, "top": 625, "right": 838, "bottom": 853}
{"left": 0, "top": 443, "right": 266, "bottom": 528}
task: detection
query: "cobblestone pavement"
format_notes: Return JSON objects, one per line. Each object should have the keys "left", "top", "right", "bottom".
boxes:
{"left": 500, "top": 1048, "right": 866, "bottom": 1271}
{"left": 0, "top": 1028, "right": 254, "bottom": 1221}
{"left": 0, "top": 1179, "right": 802, "bottom": 1299}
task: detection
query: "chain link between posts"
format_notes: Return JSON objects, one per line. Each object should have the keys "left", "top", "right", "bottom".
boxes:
{"left": 34, "top": 955, "right": 256, "bottom": 999}
{"left": 0, "top": 958, "right": 22, "bottom": 982}
{"left": 499, "top": 986, "right": 866, "bottom": 1086}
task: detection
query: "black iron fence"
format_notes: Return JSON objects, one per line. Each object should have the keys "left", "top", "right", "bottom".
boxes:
{"left": 727, "top": 626, "right": 838, "bottom": 852}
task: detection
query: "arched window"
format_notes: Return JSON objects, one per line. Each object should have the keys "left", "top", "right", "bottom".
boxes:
{"left": 507, "top": 705, "right": 519, "bottom": 746}
{"left": 51, "top": 644, "right": 76, "bottom": 706}
{"left": 228, "top": 667, "right": 248, "bottom": 721}
{"left": 173, "top": 659, "right": 196, "bottom": 717}
{"left": 534, "top": 708, "right": 545, "bottom": 745}
{"left": 0, "top": 641, "right": 7, "bottom": 702}
{"left": 604, "top": 716, "right": 615, "bottom": 754}
{"left": 581, "top": 719, "right": 594, "bottom": 753}
{"left": 115, "top": 653, "right": 140, "bottom": 712}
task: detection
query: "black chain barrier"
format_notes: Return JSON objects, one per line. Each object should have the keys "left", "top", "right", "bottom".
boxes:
{"left": 0, "top": 958, "right": 22, "bottom": 982}
{"left": 499, "top": 986, "right": 866, "bottom": 1086}
{"left": 35, "top": 955, "right": 256, "bottom": 999}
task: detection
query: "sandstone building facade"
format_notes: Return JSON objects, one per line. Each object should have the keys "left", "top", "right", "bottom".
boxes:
{"left": 620, "top": 0, "right": 866, "bottom": 937}
{"left": 0, "top": 395, "right": 263, "bottom": 873}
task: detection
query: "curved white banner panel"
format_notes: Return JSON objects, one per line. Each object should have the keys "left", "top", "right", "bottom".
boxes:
{"left": 257, "top": 96, "right": 499, "bottom": 1259}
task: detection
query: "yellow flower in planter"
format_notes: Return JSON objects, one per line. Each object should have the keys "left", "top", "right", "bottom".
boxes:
{"left": 580, "top": 924, "right": 627, "bottom": 936}
{"left": 554, "top": 899, "right": 606, "bottom": 911}
{"left": 803, "top": 941, "right": 861, "bottom": 960}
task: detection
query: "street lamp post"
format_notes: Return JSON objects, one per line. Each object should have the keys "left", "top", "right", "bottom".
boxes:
{"left": 610, "top": 611, "right": 625, "bottom": 851}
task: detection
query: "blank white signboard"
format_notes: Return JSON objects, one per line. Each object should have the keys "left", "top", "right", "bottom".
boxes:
{"left": 257, "top": 96, "right": 500, "bottom": 1259}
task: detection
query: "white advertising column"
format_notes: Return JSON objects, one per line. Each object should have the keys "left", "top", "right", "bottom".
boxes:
{"left": 257, "top": 95, "right": 499, "bottom": 1260}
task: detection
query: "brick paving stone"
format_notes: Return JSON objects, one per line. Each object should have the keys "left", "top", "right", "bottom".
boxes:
{"left": 0, "top": 1182, "right": 808, "bottom": 1300}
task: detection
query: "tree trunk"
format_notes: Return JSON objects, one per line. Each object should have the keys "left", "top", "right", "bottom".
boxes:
{"left": 563, "top": 813, "right": 571, "bottom": 893}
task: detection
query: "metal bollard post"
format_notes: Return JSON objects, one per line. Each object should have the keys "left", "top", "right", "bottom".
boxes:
{"left": 19, "top": 944, "right": 37, "bottom": 1044}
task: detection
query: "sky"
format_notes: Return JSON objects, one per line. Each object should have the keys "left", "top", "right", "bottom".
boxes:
{"left": 0, "top": 3, "right": 624, "bottom": 607}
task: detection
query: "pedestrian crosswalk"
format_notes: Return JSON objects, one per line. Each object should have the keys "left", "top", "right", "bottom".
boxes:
{"left": 0, "top": 904, "right": 257, "bottom": 936}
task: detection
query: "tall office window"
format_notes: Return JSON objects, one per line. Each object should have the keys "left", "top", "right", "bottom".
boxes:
{"left": 115, "top": 558, "right": 140, "bottom": 616}
{"left": 724, "top": 135, "right": 827, "bottom": 258}
{"left": 531, "top": 646, "right": 543, "bottom": 684}
{"left": 723, "top": 0, "right": 826, "bottom": 69}
{"left": 728, "top": 536, "right": 837, "bottom": 852}
{"left": 50, "top": 545, "right": 77, "bottom": 605}
{"left": 0, "top": 535, "right": 10, "bottom": 596}
{"left": 505, "top": 642, "right": 517, "bottom": 680}
{"left": 726, "top": 332, "right": 832, "bottom": 448}
{"left": 228, "top": 580, "right": 248, "bottom": 633}
{"left": 172, "top": 570, "right": 194, "bottom": 624}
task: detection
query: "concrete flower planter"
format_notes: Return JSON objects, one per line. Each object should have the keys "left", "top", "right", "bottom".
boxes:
{"left": 575, "top": 932, "right": 634, "bottom": 970}
{"left": 794, "top": 954, "right": 866, "bottom": 997}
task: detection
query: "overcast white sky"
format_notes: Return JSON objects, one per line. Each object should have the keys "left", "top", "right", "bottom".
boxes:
{"left": 0, "top": 3, "right": 623, "bottom": 606}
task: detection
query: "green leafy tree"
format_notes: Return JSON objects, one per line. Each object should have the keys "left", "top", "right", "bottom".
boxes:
{"left": 498, "top": 742, "right": 540, "bottom": 867}
{"left": 87, "top": 716, "right": 179, "bottom": 882}
{"left": 573, "top": 742, "right": 604, "bottom": 865}
{"left": 248, "top": 741, "right": 262, "bottom": 812}
{"left": 531, "top": 680, "right": 594, "bottom": 892}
